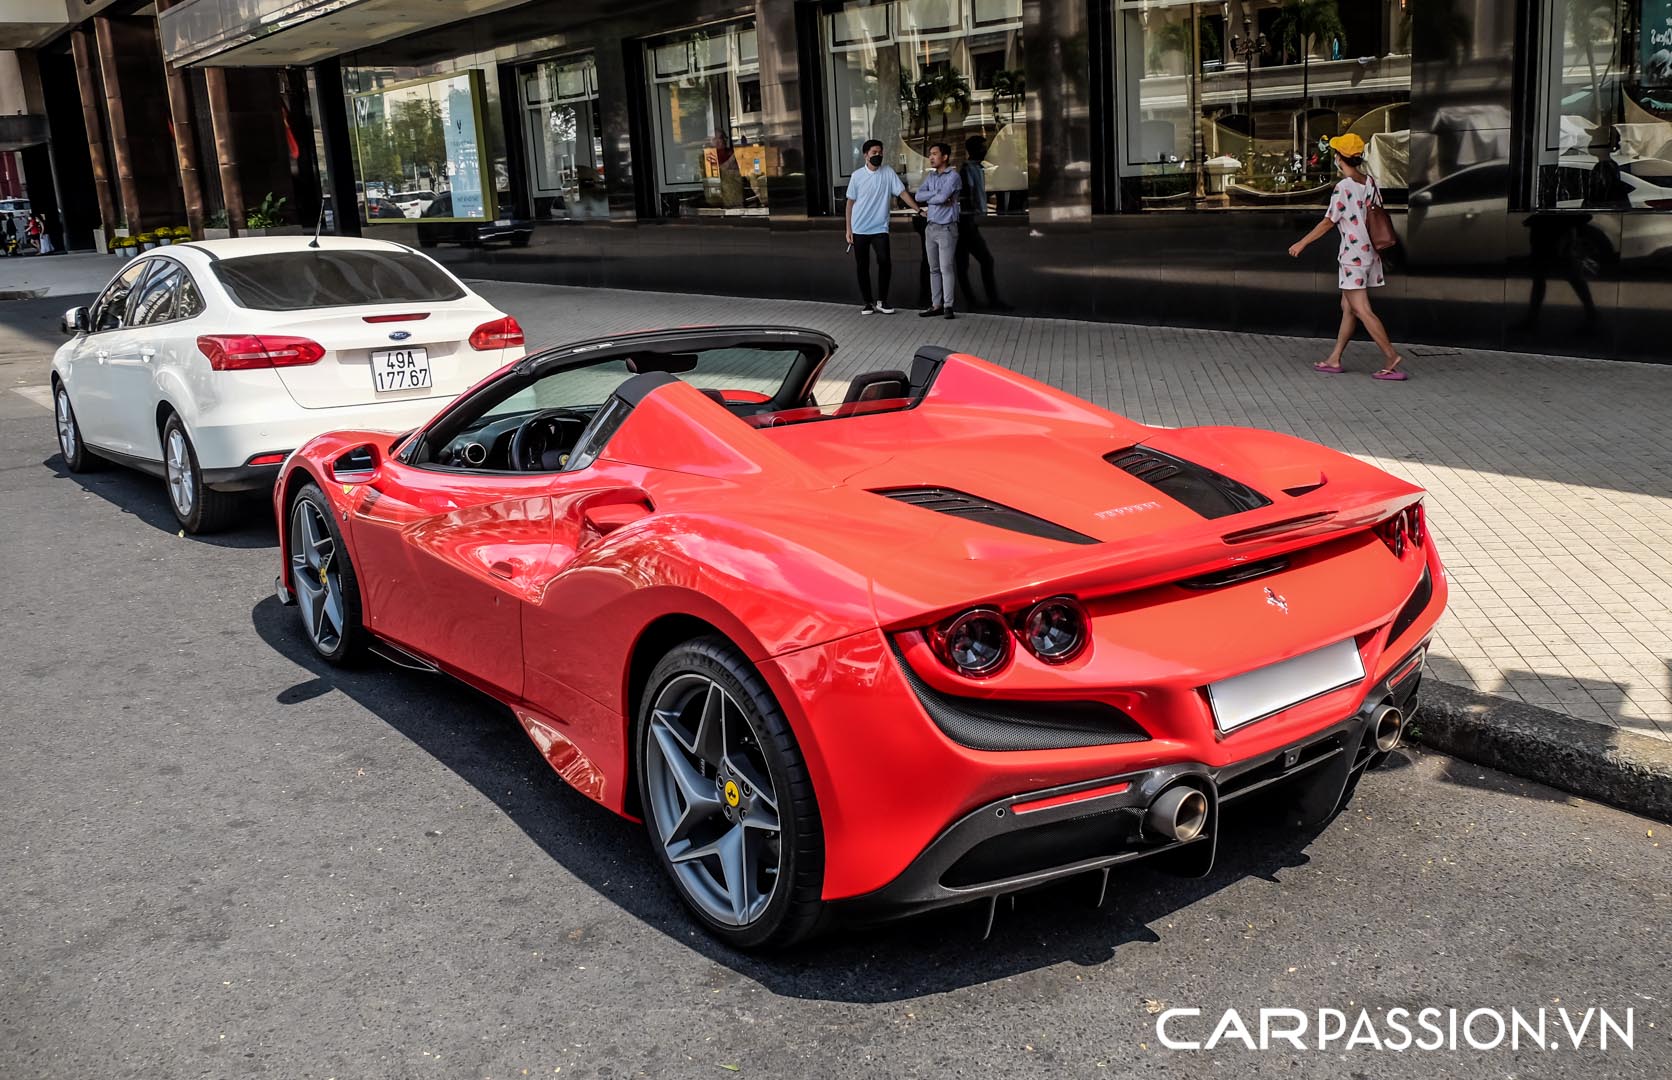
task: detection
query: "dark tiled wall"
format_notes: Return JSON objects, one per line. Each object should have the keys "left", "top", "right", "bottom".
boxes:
{"left": 329, "top": 0, "right": 1668, "bottom": 364}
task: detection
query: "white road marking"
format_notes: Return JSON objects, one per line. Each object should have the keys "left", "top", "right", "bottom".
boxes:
{"left": 11, "top": 386, "right": 52, "bottom": 409}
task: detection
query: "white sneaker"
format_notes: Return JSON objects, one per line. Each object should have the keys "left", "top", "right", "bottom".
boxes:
{"left": 874, "top": 303, "right": 896, "bottom": 314}
{"left": 859, "top": 304, "right": 874, "bottom": 315}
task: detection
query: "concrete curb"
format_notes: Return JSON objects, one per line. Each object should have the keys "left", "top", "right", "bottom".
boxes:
{"left": 1413, "top": 681, "right": 1672, "bottom": 823}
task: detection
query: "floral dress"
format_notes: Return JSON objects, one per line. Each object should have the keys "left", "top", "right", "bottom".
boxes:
{"left": 1327, "top": 177, "right": 1384, "bottom": 291}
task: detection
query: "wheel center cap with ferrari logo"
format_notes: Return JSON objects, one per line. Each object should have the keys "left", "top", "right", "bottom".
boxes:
{"left": 722, "top": 779, "right": 741, "bottom": 807}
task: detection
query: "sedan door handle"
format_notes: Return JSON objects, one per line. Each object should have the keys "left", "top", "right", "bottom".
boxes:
{"left": 489, "top": 560, "right": 515, "bottom": 580}
{"left": 139, "top": 346, "right": 157, "bottom": 361}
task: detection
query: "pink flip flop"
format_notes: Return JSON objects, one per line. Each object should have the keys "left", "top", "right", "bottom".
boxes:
{"left": 1372, "top": 369, "right": 1408, "bottom": 381}
{"left": 1313, "top": 363, "right": 1345, "bottom": 374}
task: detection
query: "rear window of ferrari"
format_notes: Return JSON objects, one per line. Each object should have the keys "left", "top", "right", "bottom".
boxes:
{"left": 211, "top": 250, "right": 466, "bottom": 311}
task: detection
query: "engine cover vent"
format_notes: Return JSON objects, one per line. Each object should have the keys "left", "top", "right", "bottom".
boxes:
{"left": 1106, "top": 447, "right": 1272, "bottom": 519}
{"left": 871, "top": 486, "right": 1099, "bottom": 546}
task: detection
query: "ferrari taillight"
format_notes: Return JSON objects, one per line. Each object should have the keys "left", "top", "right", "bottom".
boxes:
{"left": 469, "top": 315, "right": 524, "bottom": 350}
{"left": 1376, "top": 502, "right": 1426, "bottom": 558}
{"left": 197, "top": 334, "right": 325, "bottom": 370}
{"left": 926, "top": 595, "right": 1093, "bottom": 678}
{"left": 1018, "top": 596, "right": 1089, "bottom": 664}
{"left": 929, "top": 609, "right": 1011, "bottom": 678}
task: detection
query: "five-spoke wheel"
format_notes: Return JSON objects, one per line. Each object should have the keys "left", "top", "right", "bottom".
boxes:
{"left": 637, "top": 638, "right": 824, "bottom": 948}
{"left": 287, "top": 483, "right": 365, "bottom": 664}
{"left": 645, "top": 672, "right": 784, "bottom": 927}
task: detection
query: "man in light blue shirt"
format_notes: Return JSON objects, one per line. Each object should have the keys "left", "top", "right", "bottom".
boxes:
{"left": 845, "top": 139, "right": 924, "bottom": 314}
{"left": 915, "top": 143, "right": 962, "bottom": 319}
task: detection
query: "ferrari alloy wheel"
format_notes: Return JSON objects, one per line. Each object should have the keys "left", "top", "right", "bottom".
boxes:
{"left": 160, "top": 414, "right": 238, "bottom": 533}
{"left": 288, "top": 483, "right": 366, "bottom": 665}
{"left": 54, "top": 382, "right": 100, "bottom": 473}
{"left": 637, "top": 637, "right": 824, "bottom": 949}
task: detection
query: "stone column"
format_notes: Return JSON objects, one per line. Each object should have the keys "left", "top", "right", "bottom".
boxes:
{"left": 70, "top": 27, "right": 119, "bottom": 237}
{"left": 156, "top": 0, "right": 207, "bottom": 238}
{"left": 204, "top": 67, "right": 246, "bottom": 234}
{"left": 92, "top": 16, "right": 146, "bottom": 233}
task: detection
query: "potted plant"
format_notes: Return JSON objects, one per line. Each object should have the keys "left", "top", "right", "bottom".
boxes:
{"left": 156, "top": 228, "right": 175, "bottom": 246}
{"left": 243, "top": 192, "right": 305, "bottom": 236}
{"left": 116, "top": 236, "right": 139, "bottom": 260}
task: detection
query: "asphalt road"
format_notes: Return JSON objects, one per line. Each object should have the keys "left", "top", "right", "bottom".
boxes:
{"left": 1, "top": 293, "right": 1667, "bottom": 1080}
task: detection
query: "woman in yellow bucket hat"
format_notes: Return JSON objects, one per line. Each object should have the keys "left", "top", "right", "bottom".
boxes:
{"left": 1287, "top": 132, "right": 1407, "bottom": 380}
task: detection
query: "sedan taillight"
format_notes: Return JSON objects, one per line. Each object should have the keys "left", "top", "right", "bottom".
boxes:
{"left": 197, "top": 334, "right": 325, "bottom": 370}
{"left": 469, "top": 315, "right": 524, "bottom": 351}
{"left": 1375, "top": 502, "right": 1426, "bottom": 558}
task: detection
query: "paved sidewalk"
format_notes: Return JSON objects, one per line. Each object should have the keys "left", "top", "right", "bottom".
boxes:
{"left": 3, "top": 255, "right": 1668, "bottom": 743}
{"left": 0, "top": 252, "right": 118, "bottom": 298}
{"left": 475, "top": 279, "right": 1672, "bottom": 744}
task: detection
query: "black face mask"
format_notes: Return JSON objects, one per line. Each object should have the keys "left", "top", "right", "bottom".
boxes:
{"left": 867, "top": 154, "right": 882, "bottom": 166}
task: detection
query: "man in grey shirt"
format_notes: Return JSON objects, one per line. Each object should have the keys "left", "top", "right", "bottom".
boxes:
{"left": 915, "top": 143, "right": 961, "bottom": 319}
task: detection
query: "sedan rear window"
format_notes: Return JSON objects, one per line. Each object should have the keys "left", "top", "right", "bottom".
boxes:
{"left": 211, "top": 250, "right": 466, "bottom": 311}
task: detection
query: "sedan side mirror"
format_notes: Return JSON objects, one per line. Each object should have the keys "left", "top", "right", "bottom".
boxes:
{"left": 61, "top": 306, "right": 89, "bottom": 336}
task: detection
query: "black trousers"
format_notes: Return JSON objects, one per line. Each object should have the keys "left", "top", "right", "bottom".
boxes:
{"left": 956, "top": 214, "right": 1001, "bottom": 306}
{"left": 852, "top": 232, "right": 891, "bottom": 306}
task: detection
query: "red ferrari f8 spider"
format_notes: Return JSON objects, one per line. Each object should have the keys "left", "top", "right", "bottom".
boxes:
{"left": 274, "top": 327, "right": 1446, "bottom": 948}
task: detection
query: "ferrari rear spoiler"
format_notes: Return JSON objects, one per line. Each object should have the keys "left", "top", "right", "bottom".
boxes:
{"left": 870, "top": 479, "right": 1421, "bottom": 628}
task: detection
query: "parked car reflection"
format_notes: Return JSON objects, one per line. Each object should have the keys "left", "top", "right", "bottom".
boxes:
{"left": 416, "top": 192, "right": 534, "bottom": 250}
{"left": 1399, "top": 158, "right": 1672, "bottom": 270}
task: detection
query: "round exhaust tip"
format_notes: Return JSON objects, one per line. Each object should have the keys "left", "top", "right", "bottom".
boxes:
{"left": 1373, "top": 705, "right": 1404, "bottom": 753}
{"left": 1146, "top": 786, "right": 1209, "bottom": 843}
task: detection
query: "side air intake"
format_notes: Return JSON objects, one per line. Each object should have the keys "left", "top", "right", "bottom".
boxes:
{"left": 871, "top": 487, "right": 1099, "bottom": 545}
{"left": 1106, "top": 447, "right": 1271, "bottom": 519}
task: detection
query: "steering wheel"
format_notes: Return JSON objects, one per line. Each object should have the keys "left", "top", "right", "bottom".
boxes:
{"left": 508, "top": 408, "right": 593, "bottom": 472}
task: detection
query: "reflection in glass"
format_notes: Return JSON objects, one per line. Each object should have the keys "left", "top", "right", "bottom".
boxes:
{"left": 824, "top": 0, "right": 1028, "bottom": 213}
{"left": 644, "top": 20, "right": 770, "bottom": 217}
{"left": 349, "top": 71, "right": 493, "bottom": 222}
{"left": 1111, "top": 1, "right": 1411, "bottom": 210}
{"left": 519, "top": 54, "right": 606, "bottom": 220}
{"left": 1533, "top": 0, "right": 1672, "bottom": 210}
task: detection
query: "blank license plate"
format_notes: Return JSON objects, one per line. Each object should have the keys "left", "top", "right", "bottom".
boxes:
{"left": 371, "top": 347, "right": 431, "bottom": 392}
{"left": 1207, "top": 639, "right": 1365, "bottom": 734}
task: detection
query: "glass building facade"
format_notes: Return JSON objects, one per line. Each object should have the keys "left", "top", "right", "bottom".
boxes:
{"left": 162, "top": 0, "right": 1672, "bottom": 364}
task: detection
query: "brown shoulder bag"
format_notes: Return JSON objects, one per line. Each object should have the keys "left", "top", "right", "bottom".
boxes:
{"left": 1366, "top": 176, "right": 1398, "bottom": 252}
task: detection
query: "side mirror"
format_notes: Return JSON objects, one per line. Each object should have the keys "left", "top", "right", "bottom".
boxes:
{"left": 61, "top": 306, "right": 89, "bottom": 336}
{"left": 330, "top": 443, "right": 381, "bottom": 480}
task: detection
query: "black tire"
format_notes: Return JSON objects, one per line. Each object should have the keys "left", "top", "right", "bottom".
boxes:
{"left": 160, "top": 413, "right": 240, "bottom": 533}
{"left": 286, "top": 482, "right": 369, "bottom": 666}
{"left": 635, "top": 636, "right": 825, "bottom": 950}
{"left": 53, "top": 379, "right": 102, "bottom": 473}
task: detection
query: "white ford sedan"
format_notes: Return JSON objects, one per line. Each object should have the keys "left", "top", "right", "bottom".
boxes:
{"left": 50, "top": 236, "right": 525, "bottom": 532}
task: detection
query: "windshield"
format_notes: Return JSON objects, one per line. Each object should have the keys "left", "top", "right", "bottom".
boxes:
{"left": 211, "top": 250, "right": 466, "bottom": 311}
{"left": 418, "top": 336, "right": 925, "bottom": 471}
